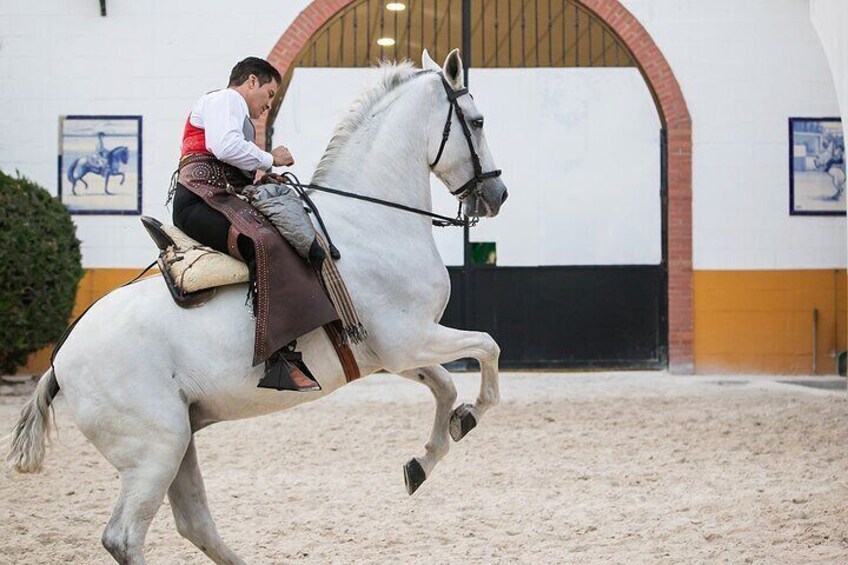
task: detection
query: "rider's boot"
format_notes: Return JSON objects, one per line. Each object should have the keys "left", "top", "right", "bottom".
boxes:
{"left": 258, "top": 343, "right": 321, "bottom": 392}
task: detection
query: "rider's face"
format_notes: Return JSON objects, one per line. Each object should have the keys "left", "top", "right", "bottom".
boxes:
{"left": 245, "top": 75, "right": 278, "bottom": 120}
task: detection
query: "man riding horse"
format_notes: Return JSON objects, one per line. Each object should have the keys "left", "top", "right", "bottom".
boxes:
{"left": 172, "top": 57, "right": 336, "bottom": 392}
{"left": 90, "top": 132, "right": 110, "bottom": 169}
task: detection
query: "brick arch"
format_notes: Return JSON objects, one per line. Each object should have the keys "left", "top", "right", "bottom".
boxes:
{"left": 264, "top": 0, "right": 694, "bottom": 374}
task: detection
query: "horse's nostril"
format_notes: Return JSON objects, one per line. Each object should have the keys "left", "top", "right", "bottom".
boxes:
{"left": 501, "top": 190, "right": 509, "bottom": 204}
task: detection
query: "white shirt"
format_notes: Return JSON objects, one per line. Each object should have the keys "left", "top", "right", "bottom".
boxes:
{"left": 189, "top": 89, "right": 273, "bottom": 172}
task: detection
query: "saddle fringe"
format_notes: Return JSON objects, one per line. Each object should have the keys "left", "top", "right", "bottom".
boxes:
{"left": 315, "top": 234, "right": 367, "bottom": 345}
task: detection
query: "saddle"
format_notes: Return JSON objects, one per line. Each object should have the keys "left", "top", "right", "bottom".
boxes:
{"left": 140, "top": 216, "right": 360, "bottom": 383}
{"left": 141, "top": 216, "right": 247, "bottom": 307}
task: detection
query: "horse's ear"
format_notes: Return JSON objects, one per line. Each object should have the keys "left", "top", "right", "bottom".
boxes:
{"left": 422, "top": 49, "right": 440, "bottom": 72}
{"left": 443, "top": 48, "right": 464, "bottom": 90}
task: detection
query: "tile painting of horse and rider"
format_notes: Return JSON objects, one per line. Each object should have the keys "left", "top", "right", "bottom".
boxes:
{"left": 789, "top": 117, "right": 845, "bottom": 216}
{"left": 58, "top": 115, "right": 142, "bottom": 215}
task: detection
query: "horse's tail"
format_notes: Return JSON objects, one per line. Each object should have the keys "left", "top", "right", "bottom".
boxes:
{"left": 6, "top": 368, "right": 60, "bottom": 473}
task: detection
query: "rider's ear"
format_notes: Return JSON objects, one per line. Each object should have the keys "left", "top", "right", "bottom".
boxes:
{"left": 443, "top": 49, "right": 464, "bottom": 90}
{"left": 422, "top": 49, "right": 440, "bottom": 72}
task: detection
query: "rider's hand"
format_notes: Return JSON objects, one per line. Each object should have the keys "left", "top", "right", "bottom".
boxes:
{"left": 271, "top": 145, "right": 294, "bottom": 167}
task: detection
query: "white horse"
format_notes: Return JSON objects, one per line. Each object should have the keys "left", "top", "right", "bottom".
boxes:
{"left": 7, "top": 49, "right": 508, "bottom": 565}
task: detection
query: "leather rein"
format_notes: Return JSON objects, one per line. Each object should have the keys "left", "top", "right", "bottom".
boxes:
{"left": 282, "top": 72, "right": 501, "bottom": 231}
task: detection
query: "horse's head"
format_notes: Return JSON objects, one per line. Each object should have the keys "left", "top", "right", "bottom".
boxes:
{"left": 423, "top": 49, "right": 508, "bottom": 218}
{"left": 109, "top": 146, "right": 129, "bottom": 167}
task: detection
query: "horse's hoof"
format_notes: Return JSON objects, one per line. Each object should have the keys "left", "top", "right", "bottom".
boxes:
{"left": 403, "top": 458, "right": 426, "bottom": 496}
{"left": 450, "top": 403, "right": 477, "bottom": 442}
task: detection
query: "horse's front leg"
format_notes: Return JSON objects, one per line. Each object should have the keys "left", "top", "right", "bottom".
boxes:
{"left": 103, "top": 172, "right": 111, "bottom": 194}
{"left": 406, "top": 325, "right": 500, "bottom": 442}
{"left": 397, "top": 365, "right": 457, "bottom": 495}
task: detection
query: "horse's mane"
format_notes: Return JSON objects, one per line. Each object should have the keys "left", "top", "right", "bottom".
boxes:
{"left": 312, "top": 60, "right": 421, "bottom": 183}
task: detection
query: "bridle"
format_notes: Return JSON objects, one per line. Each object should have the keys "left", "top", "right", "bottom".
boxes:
{"left": 429, "top": 74, "right": 503, "bottom": 201}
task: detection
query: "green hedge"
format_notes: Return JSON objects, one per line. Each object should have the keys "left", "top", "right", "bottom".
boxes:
{"left": 0, "top": 170, "right": 83, "bottom": 374}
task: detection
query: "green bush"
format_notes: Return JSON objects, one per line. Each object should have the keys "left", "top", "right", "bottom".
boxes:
{"left": 0, "top": 170, "right": 83, "bottom": 374}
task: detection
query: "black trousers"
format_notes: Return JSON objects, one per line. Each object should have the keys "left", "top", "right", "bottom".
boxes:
{"left": 172, "top": 183, "right": 255, "bottom": 263}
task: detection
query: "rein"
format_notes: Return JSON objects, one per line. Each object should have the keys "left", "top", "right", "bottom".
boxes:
{"left": 300, "top": 179, "right": 470, "bottom": 228}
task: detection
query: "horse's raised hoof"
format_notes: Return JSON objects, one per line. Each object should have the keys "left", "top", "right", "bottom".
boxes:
{"left": 450, "top": 403, "right": 477, "bottom": 442}
{"left": 403, "top": 457, "right": 426, "bottom": 496}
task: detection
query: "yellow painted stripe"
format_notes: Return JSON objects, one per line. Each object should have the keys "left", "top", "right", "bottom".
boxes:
{"left": 695, "top": 270, "right": 847, "bottom": 375}
{"left": 22, "top": 268, "right": 848, "bottom": 376}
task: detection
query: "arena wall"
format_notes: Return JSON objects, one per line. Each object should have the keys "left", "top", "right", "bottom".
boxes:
{"left": 622, "top": 0, "right": 846, "bottom": 373}
{"left": 1, "top": 0, "right": 844, "bottom": 374}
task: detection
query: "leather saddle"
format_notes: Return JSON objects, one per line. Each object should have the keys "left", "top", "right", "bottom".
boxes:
{"left": 141, "top": 216, "right": 248, "bottom": 308}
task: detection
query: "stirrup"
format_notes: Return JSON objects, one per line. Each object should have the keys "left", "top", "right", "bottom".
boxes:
{"left": 258, "top": 352, "right": 321, "bottom": 392}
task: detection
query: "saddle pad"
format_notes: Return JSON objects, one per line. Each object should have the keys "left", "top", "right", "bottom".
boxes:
{"left": 159, "top": 224, "right": 249, "bottom": 294}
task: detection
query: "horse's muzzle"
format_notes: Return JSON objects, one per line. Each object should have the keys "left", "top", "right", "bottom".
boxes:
{"left": 463, "top": 178, "right": 507, "bottom": 218}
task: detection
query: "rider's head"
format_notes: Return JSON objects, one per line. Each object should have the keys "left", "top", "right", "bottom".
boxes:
{"left": 229, "top": 57, "right": 281, "bottom": 120}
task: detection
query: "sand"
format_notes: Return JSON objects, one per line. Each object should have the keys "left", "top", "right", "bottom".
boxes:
{"left": 2, "top": 372, "right": 848, "bottom": 564}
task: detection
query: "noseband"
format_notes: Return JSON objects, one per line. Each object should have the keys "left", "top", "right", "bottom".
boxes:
{"left": 429, "top": 76, "right": 503, "bottom": 200}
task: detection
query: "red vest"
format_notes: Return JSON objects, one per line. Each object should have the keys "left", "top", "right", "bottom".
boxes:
{"left": 181, "top": 116, "right": 212, "bottom": 158}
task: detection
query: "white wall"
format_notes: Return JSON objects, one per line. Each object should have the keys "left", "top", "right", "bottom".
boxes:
{"left": 811, "top": 1, "right": 848, "bottom": 162}
{"left": 1, "top": 0, "right": 844, "bottom": 271}
{"left": 622, "top": 0, "right": 846, "bottom": 270}
{"left": 0, "top": 0, "right": 312, "bottom": 268}
{"left": 469, "top": 67, "right": 661, "bottom": 266}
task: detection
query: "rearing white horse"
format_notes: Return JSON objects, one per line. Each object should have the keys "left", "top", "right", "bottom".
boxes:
{"left": 8, "top": 49, "right": 508, "bottom": 565}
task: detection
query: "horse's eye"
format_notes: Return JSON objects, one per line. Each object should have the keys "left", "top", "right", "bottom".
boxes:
{"left": 472, "top": 118, "right": 484, "bottom": 129}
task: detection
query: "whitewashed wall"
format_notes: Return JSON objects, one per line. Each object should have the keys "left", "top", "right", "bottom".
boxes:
{"left": 811, "top": 1, "right": 848, "bottom": 168}
{"left": 469, "top": 68, "right": 661, "bottom": 266}
{"left": 0, "top": 0, "right": 844, "bottom": 270}
{"left": 622, "top": 0, "right": 846, "bottom": 270}
{"left": 0, "top": 0, "right": 312, "bottom": 268}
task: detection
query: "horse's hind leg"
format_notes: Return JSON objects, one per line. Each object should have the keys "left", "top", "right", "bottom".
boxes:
{"left": 92, "top": 410, "right": 190, "bottom": 564}
{"left": 168, "top": 437, "right": 246, "bottom": 565}
{"left": 398, "top": 365, "right": 457, "bottom": 495}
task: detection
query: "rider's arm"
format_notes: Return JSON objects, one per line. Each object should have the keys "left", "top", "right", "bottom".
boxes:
{"left": 197, "top": 90, "right": 273, "bottom": 172}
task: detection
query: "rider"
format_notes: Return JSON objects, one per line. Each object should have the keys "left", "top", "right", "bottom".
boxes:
{"left": 816, "top": 133, "right": 845, "bottom": 172}
{"left": 172, "top": 57, "right": 326, "bottom": 393}
{"left": 822, "top": 137, "right": 845, "bottom": 172}
{"left": 91, "top": 132, "right": 110, "bottom": 169}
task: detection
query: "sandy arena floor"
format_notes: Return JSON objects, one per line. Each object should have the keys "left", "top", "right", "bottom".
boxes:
{"left": 2, "top": 372, "right": 848, "bottom": 564}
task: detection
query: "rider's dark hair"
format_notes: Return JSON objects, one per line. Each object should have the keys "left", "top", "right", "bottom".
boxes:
{"left": 228, "top": 57, "right": 281, "bottom": 87}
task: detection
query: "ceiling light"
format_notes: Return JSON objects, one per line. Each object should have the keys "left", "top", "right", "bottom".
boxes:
{"left": 386, "top": 3, "right": 406, "bottom": 11}
{"left": 377, "top": 37, "right": 396, "bottom": 47}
